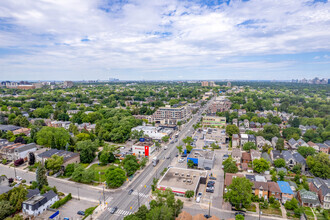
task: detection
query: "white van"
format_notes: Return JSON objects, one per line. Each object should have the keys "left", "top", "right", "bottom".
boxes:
{"left": 164, "top": 146, "right": 168, "bottom": 150}
{"left": 196, "top": 196, "right": 201, "bottom": 203}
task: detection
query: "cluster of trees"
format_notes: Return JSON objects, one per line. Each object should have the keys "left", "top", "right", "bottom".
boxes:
{"left": 306, "top": 153, "right": 330, "bottom": 179}
{"left": 224, "top": 177, "right": 253, "bottom": 209}
{"left": 0, "top": 186, "right": 28, "bottom": 219}
{"left": 222, "top": 157, "right": 238, "bottom": 174}
{"left": 252, "top": 158, "right": 270, "bottom": 173}
{"left": 36, "top": 127, "right": 70, "bottom": 149}
{"left": 124, "top": 188, "right": 184, "bottom": 220}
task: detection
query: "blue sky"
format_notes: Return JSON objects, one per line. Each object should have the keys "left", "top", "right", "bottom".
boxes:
{"left": 0, "top": 0, "right": 329, "bottom": 81}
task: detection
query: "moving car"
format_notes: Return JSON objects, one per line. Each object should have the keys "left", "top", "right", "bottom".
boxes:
{"left": 166, "top": 156, "right": 170, "bottom": 159}
{"left": 128, "top": 189, "right": 134, "bottom": 195}
{"left": 110, "top": 206, "right": 118, "bottom": 214}
{"left": 77, "top": 211, "right": 85, "bottom": 216}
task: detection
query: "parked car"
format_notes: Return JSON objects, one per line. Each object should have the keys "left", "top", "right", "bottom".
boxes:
{"left": 204, "top": 214, "right": 212, "bottom": 219}
{"left": 204, "top": 167, "right": 211, "bottom": 170}
{"left": 77, "top": 211, "right": 85, "bottom": 216}
{"left": 198, "top": 192, "right": 203, "bottom": 196}
{"left": 196, "top": 196, "right": 201, "bottom": 203}
{"left": 128, "top": 189, "right": 134, "bottom": 195}
{"left": 175, "top": 154, "right": 179, "bottom": 157}
{"left": 209, "top": 177, "right": 217, "bottom": 180}
{"left": 110, "top": 206, "right": 118, "bottom": 214}
{"left": 16, "top": 176, "right": 22, "bottom": 181}
{"left": 166, "top": 156, "right": 170, "bottom": 159}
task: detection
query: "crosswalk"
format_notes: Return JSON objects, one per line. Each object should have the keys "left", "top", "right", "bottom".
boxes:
{"left": 131, "top": 191, "right": 149, "bottom": 198}
{"left": 107, "top": 208, "right": 133, "bottom": 216}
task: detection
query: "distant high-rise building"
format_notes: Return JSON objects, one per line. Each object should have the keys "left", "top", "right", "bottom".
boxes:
{"left": 109, "top": 78, "right": 119, "bottom": 82}
{"left": 63, "top": 81, "right": 74, "bottom": 88}
{"left": 227, "top": 82, "right": 231, "bottom": 87}
{"left": 201, "top": 81, "right": 209, "bottom": 87}
{"left": 209, "top": 81, "right": 216, "bottom": 87}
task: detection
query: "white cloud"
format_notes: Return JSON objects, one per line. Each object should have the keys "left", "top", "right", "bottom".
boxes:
{"left": 0, "top": 0, "right": 329, "bottom": 80}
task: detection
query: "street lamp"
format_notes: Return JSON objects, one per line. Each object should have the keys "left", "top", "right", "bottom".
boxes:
{"left": 259, "top": 211, "right": 262, "bottom": 220}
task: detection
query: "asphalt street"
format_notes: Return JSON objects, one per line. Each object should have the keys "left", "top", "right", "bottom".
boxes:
{"left": 97, "top": 98, "right": 214, "bottom": 220}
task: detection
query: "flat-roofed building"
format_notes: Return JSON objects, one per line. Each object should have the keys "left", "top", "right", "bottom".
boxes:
{"left": 202, "top": 116, "right": 226, "bottom": 127}
{"left": 132, "top": 140, "right": 155, "bottom": 157}
{"left": 131, "top": 126, "right": 172, "bottom": 140}
{"left": 157, "top": 167, "right": 207, "bottom": 196}
{"left": 187, "top": 149, "right": 215, "bottom": 169}
{"left": 151, "top": 105, "right": 188, "bottom": 125}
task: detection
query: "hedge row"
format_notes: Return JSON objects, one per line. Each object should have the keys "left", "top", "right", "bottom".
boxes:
{"left": 51, "top": 193, "right": 72, "bottom": 209}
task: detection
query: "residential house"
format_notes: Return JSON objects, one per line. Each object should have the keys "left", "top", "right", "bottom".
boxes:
{"left": 224, "top": 173, "right": 244, "bottom": 193}
{"left": 252, "top": 182, "right": 268, "bottom": 200}
{"left": 232, "top": 148, "right": 242, "bottom": 164}
{"left": 22, "top": 190, "right": 58, "bottom": 216}
{"left": 308, "top": 141, "right": 319, "bottom": 152}
{"left": 309, "top": 178, "right": 330, "bottom": 209}
{"left": 248, "top": 135, "right": 256, "bottom": 146}
{"left": 278, "top": 181, "right": 294, "bottom": 204}
{"left": 288, "top": 181, "right": 298, "bottom": 192}
{"left": 232, "top": 118, "right": 238, "bottom": 126}
{"left": 13, "top": 143, "right": 37, "bottom": 161}
{"left": 282, "top": 151, "right": 296, "bottom": 168}
{"left": 272, "top": 137, "right": 278, "bottom": 148}
{"left": 242, "top": 152, "right": 251, "bottom": 163}
{"left": 12, "top": 128, "right": 31, "bottom": 136}
{"left": 298, "top": 189, "right": 320, "bottom": 207}
{"left": 268, "top": 182, "right": 281, "bottom": 200}
{"left": 288, "top": 138, "right": 299, "bottom": 149}
{"left": 0, "top": 143, "right": 25, "bottom": 160}
{"left": 297, "top": 138, "right": 308, "bottom": 147}
{"left": 244, "top": 119, "right": 249, "bottom": 128}
{"left": 325, "top": 141, "right": 330, "bottom": 148}
{"left": 270, "top": 150, "right": 282, "bottom": 161}
{"left": 250, "top": 149, "right": 261, "bottom": 161}
{"left": 317, "top": 143, "right": 329, "bottom": 154}
{"left": 276, "top": 167, "right": 287, "bottom": 174}
{"left": 232, "top": 134, "right": 240, "bottom": 148}
{"left": 36, "top": 149, "right": 80, "bottom": 168}
{"left": 240, "top": 134, "right": 248, "bottom": 147}
{"left": 292, "top": 152, "right": 307, "bottom": 172}
{"left": 256, "top": 136, "right": 266, "bottom": 149}
{"left": 261, "top": 152, "right": 272, "bottom": 163}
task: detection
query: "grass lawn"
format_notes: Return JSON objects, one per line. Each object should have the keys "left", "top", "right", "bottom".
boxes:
{"left": 261, "top": 207, "right": 282, "bottom": 216}
{"left": 303, "top": 207, "right": 315, "bottom": 220}
{"left": 80, "top": 163, "right": 90, "bottom": 168}
{"left": 286, "top": 210, "right": 300, "bottom": 220}
{"left": 87, "top": 164, "right": 111, "bottom": 182}
{"left": 312, "top": 208, "right": 327, "bottom": 220}
{"left": 246, "top": 204, "right": 256, "bottom": 212}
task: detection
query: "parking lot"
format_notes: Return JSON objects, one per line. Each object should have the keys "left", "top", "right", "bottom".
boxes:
{"left": 58, "top": 198, "right": 98, "bottom": 219}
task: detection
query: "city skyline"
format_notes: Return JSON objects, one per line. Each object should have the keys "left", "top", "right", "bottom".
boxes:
{"left": 0, "top": 0, "right": 330, "bottom": 80}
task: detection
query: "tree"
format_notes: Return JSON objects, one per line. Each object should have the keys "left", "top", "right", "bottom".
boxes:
{"left": 226, "top": 125, "right": 239, "bottom": 138}
{"left": 161, "top": 135, "right": 170, "bottom": 143}
{"left": 282, "top": 127, "right": 301, "bottom": 140}
{"left": 223, "top": 157, "right": 238, "bottom": 174}
{"left": 140, "top": 157, "right": 148, "bottom": 168}
{"left": 185, "top": 190, "right": 194, "bottom": 200}
{"left": 46, "top": 155, "right": 64, "bottom": 173}
{"left": 275, "top": 138, "right": 284, "bottom": 151}
{"left": 224, "top": 177, "right": 253, "bottom": 209}
{"left": 274, "top": 158, "right": 286, "bottom": 168}
{"left": 123, "top": 155, "right": 140, "bottom": 176}
{"left": 68, "top": 123, "right": 79, "bottom": 135}
{"left": 243, "top": 142, "right": 256, "bottom": 152}
{"left": 306, "top": 153, "right": 330, "bottom": 179}
{"left": 186, "top": 145, "right": 193, "bottom": 153}
{"left": 36, "top": 127, "right": 70, "bottom": 149}
{"left": 284, "top": 198, "right": 298, "bottom": 210}
{"left": 36, "top": 164, "right": 48, "bottom": 189}
{"left": 130, "top": 130, "right": 144, "bottom": 140}
{"left": 297, "top": 146, "right": 316, "bottom": 158}
{"left": 28, "top": 152, "right": 35, "bottom": 165}
{"left": 100, "top": 152, "right": 110, "bottom": 165}
{"left": 0, "top": 201, "right": 13, "bottom": 220}
{"left": 292, "top": 164, "right": 302, "bottom": 175}
{"left": 182, "top": 136, "right": 193, "bottom": 145}
{"left": 187, "top": 159, "right": 194, "bottom": 168}
{"left": 278, "top": 170, "right": 286, "bottom": 181}
{"left": 71, "top": 164, "right": 94, "bottom": 183}
{"left": 105, "top": 166, "right": 127, "bottom": 188}
{"left": 176, "top": 145, "right": 183, "bottom": 154}
{"left": 64, "top": 163, "right": 75, "bottom": 177}
{"left": 76, "top": 140, "right": 98, "bottom": 163}
{"left": 253, "top": 158, "right": 270, "bottom": 173}
{"left": 135, "top": 205, "right": 149, "bottom": 219}
{"left": 291, "top": 117, "right": 300, "bottom": 128}
{"left": 235, "top": 214, "right": 244, "bottom": 220}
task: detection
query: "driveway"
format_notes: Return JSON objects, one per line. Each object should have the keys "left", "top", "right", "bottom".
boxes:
{"left": 58, "top": 198, "right": 98, "bottom": 219}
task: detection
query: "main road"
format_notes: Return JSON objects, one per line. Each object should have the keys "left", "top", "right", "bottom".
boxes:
{"left": 97, "top": 98, "right": 215, "bottom": 220}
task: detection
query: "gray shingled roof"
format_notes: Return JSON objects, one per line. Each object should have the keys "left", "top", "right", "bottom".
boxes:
{"left": 299, "top": 189, "right": 320, "bottom": 205}
{"left": 282, "top": 151, "right": 294, "bottom": 161}
{"left": 292, "top": 152, "right": 306, "bottom": 165}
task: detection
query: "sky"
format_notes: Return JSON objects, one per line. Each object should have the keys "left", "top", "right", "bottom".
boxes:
{"left": 0, "top": 0, "right": 330, "bottom": 81}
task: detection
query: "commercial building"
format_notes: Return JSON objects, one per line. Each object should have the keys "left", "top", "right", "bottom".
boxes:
{"left": 202, "top": 116, "right": 226, "bottom": 127}
{"left": 187, "top": 149, "right": 215, "bottom": 169}
{"left": 201, "top": 81, "right": 209, "bottom": 87}
{"left": 131, "top": 126, "right": 172, "bottom": 140}
{"left": 157, "top": 167, "right": 207, "bottom": 196}
{"left": 152, "top": 105, "right": 189, "bottom": 125}
{"left": 22, "top": 190, "right": 58, "bottom": 216}
{"left": 132, "top": 140, "right": 155, "bottom": 157}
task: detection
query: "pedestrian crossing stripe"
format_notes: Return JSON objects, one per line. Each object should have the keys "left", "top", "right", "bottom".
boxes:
{"left": 107, "top": 208, "right": 133, "bottom": 216}
{"left": 131, "top": 191, "right": 148, "bottom": 198}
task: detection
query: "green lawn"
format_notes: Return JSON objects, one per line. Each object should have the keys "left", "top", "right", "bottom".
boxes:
{"left": 87, "top": 164, "right": 111, "bottom": 182}
{"left": 261, "top": 207, "right": 282, "bottom": 216}
{"left": 246, "top": 204, "right": 256, "bottom": 212}
{"left": 80, "top": 163, "right": 90, "bottom": 168}
{"left": 286, "top": 210, "right": 300, "bottom": 220}
{"left": 312, "top": 208, "right": 327, "bottom": 220}
{"left": 304, "top": 207, "right": 315, "bottom": 220}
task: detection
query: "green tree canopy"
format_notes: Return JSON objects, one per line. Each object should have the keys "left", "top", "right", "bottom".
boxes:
{"left": 253, "top": 158, "right": 270, "bottom": 173}
{"left": 105, "top": 166, "right": 127, "bottom": 188}
{"left": 76, "top": 140, "right": 98, "bottom": 163}
{"left": 274, "top": 158, "right": 286, "bottom": 168}
{"left": 224, "top": 177, "right": 253, "bottom": 209}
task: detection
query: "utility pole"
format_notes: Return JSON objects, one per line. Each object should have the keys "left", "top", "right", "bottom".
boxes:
{"left": 208, "top": 201, "right": 211, "bottom": 217}
{"left": 14, "top": 167, "right": 17, "bottom": 178}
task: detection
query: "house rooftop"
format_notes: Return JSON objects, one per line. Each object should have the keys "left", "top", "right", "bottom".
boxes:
{"left": 277, "top": 181, "right": 293, "bottom": 195}
{"left": 188, "top": 149, "right": 214, "bottom": 160}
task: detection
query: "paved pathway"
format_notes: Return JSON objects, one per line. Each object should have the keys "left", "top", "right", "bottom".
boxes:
{"left": 280, "top": 203, "right": 287, "bottom": 219}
